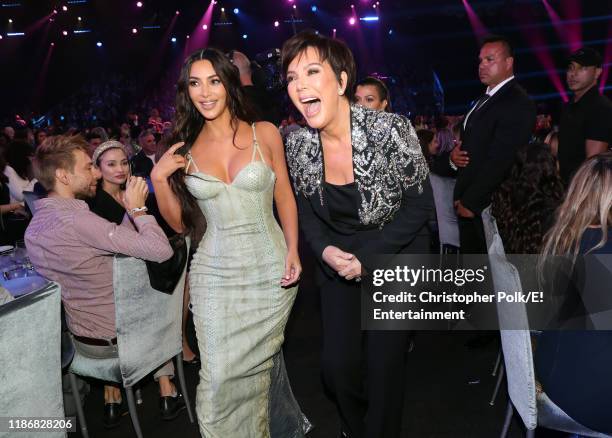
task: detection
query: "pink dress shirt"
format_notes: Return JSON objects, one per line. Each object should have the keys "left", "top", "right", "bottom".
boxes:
{"left": 25, "top": 197, "right": 173, "bottom": 339}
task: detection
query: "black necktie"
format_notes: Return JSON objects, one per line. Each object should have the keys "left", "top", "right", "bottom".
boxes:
{"left": 472, "top": 93, "right": 490, "bottom": 113}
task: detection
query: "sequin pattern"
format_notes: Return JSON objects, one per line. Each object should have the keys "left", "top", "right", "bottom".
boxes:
{"left": 285, "top": 104, "right": 429, "bottom": 227}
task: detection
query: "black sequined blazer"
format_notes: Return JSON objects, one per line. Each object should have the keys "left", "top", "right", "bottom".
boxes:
{"left": 285, "top": 105, "right": 434, "bottom": 278}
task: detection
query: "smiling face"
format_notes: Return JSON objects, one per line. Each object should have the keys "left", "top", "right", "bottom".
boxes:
{"left": 286, "top": 47, "right": 348, "bottom": 130}
{"left": 98, "top": 147, "right": 129, "bottom": 187}
{"left": 68, "top": 149, "right": 99, "bottom": 199}
{"left": 355, "top": 84, "right": 387, "bottom": 111}
{"left": 188, "top": 59, "right": 230, "bottom": 122}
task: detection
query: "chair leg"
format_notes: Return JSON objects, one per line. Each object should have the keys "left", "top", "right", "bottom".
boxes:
{"left": 492, "top": 349, "right": 502, "bottom": 376}
{"left": 500, "top": 400, "right": 513, "bottom": 438}
{"left": 526, "top": 428, "right": 536, "bottom": 438}
{"left": 68, "top": 372, "right": 89, "bottom": 438}
{"left": 489, "top": 362, "right": 505, "bottom": 406}
{"left": 176, "top": 352, "right": 195, "bottom": 424}
{"left": 126, "top": 385, "right": 144, "bottom": 438}
{"left": 135, "top": 387, "right": 143, "bottom": 405}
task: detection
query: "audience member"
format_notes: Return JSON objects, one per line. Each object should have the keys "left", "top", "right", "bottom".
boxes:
{"left": 3, "top": 140, "right": 37, "bottom": 203}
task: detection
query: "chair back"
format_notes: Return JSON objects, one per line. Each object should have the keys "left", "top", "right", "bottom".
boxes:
{"left": 22, "top": 191, "right": 41, "bottom": 215}
{"left": 429, "top": 174, "right": 460, "bottom": 247}
{"left": 0, "top": 282, "right": 66, "bottom": 438}
{"left": 481, "top": 207, "right": 538, "bottom": 430}
{"left": 114, "top": 244, "right": 188, "bottom": 387}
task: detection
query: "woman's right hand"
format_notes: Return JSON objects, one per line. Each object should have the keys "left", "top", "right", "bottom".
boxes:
{"left": 124, "top": 176, "right": 149, "bottom": 211}
{"left": 322, "top": 245, "right": 355, "bottom": 272}
{"left": 151, "top": 142, "right": 187, "bottom": 183}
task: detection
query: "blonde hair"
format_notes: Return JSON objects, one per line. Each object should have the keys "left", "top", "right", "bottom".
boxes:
{"left": 540, "top": 152, "right": 612, "bottom": 263}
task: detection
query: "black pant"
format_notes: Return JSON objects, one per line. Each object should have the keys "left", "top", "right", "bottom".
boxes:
{"left": 458, "top": 215, "right": 487, "bottom": 254}
{"left": 320, "top": 275, "right": 409, "bottom": 438}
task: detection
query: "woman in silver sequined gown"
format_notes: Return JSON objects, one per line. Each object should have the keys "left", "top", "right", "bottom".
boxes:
{"left": 151, "top": 48, "right": 311, "bottom": 437}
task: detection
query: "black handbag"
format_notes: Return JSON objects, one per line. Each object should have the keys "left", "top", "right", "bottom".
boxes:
{"left": 145, "top": 234, "right": 188, "bottom": 294}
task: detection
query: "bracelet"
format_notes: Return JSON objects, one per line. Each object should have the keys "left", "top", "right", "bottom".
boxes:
{"left": 449, "top": 156, "right": 458, "bottom": 171}
{"left": 127, "top": 206, "right": 148, "bottom": 217}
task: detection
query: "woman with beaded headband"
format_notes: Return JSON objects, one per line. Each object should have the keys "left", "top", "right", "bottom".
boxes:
{"left": 282, "top": 31, "right": 433, "bottom": 438}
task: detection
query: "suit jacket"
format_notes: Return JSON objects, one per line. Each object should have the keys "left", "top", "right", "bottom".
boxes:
{"left": 452, "top": 79, "right": 535, "bottom": 214}
{"left": 286, "top": 105, "right": 433, "bottom": 277}
{"left": 130, "top": 151, "right": 154, "bottom": 178}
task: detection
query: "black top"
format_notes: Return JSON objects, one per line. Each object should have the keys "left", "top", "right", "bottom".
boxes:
{"left": 323, "top": 182, "right": 361, "bottom": 231}
{"left": 558, "top": 86, "right": 612, "bottom": 184}
{"left": 535, "top": 227, "right": 612, "bottom": 434}
{"left": 0, "top": 181, "right": 9, "bottom": 205}
{"left": 87, "top": 186, "right": 176, "bottom": 237}
{"left": 87, "top": 188, "right": 126, "bottom": 225}
{"left": 129, "top": 151, "right": 154, "bottom": 178}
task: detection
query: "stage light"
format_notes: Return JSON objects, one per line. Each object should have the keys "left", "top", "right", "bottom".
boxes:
{"left": 349, "top": 17, "right": 356, "bottom": 25}
{"left": 351, "top": 4, "right": 354, "bottom": 8}
{"left": 96, "top": 41, "right": 102, "bottom": 47}
{"left": 136, "top": 1, "right": 142, "bottom": 7}
{"left": 175, "top": 10, "right": 179, "bottom": 15}
{"left": 274, "top": 20, "right": 279, "bottom": 27}
{"left": 186, "top": 35, "right": 190, "bottom": 39}
{"left": 62, "top": 5, "right": 68, "bottom": 11}
{"left": 360, "top": 16, "right": 379, "bottom": 21}
{"left": 0, "top": 35, "right": 3, "bottom": 40}
{"left": 51, "top": 42, "right": 55, "bottom": 46}
{"left": 311, "top": 5, "right": 317, "bottom": 12}
{"left": 242, "top": 34, "right": 247, "bottom": 39}
{"left": 388, "top": 29, "right": 393, "bottom": 34}
{"left": 60, "top": 115, "right": 64, "bottom": 121}
{"left": 373, "top": 4, "right": 377, "bottom": 8}
{"left": 132, "top": 28, "right": 137, "bottom": 33}
{"left": 221, "top": 7, "right": 225, "bottom": 12}
{"left": 77, "top": 16, "right": 81, "bottom": 21}
{"left": 234, "top": 8, "right": 239, "bottom": 14}
{"left": 62, "top": 30, "right": 68, "bottom": 36}
{"left": 171, "top": 36, "right": 176, "bottom": 42}
{"left": 202, "top": 24, "right": 208, "bottom": 30}
{"left": 293, "top": 4, "right": 296, "bottom": 9}
{"left": 8, "top": 18, "right": 13, "bottom": 23}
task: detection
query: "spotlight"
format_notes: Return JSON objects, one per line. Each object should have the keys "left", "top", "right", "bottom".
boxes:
{"left": 274, "top": 20, "right": 279, "bottom": 27}
{"left": 78, "top": 16, "right": 82, "bottom": 21}
{"left": 62, "top": 5, "right": 67, "bottom": 11}
{"left": 293, "top": 4, "right": 296, "bottom": 9}
{"left": 0, "top": 35, "right": 3, "bottom": 40}
{"left": 8, "top": 18, "right": 13, "bottom": 23}
{"left": 132, "top": 28, "right": 137, "bottom": 33}
{"left": 51, "top": 42, "right": 55, "bottom": 46}
{"left": 349, "top": 17, "right": 356, "bottom": 25}
{"left": 186, "top": 35, "right": 190, "bottom": 39}
{"left": 311, "top": 5, "right": 317, "bottom": 12}
{"left": 53, "top": 9, "right": 58, "bottom": 14}
{"left": 202, "top": 24, "right": 208, "bottom": 30}
{"left": 175, "top": 10, "right": 180, "bottom": 14}
{"left": 388, "top": 29, "right": 393, "bottom": 35}
{"left": 96, "top": 41, "right": 102, "bottom": 47}
{"left": 242, "top": 34, "right": 247, "bottom": 39}
{"left": 373, "top": 4, "right": 377, "bottom": 8}
{"left": 351, "top": 4, "right": 354, "bottom": 8}
{"left": 221, "top": 7, "right": 225, "bottom": 12}
{"left": 171, "top": 36, "right": 176, "bottom": 42}
{"left": 136, "top": 1, "right": 142, "bottom": 7}
{"left": 233, "top": 8, "right": 239, "bottom": 14}
{"left": 62, "top": 30, "right": 68, "bottom": 36}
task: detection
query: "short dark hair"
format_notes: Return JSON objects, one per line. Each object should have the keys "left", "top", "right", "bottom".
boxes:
{"left": 281, "top": 31, "right": 357, "bottom": 100}
{"left": 355, "top": 76, "right": 392, "bottom": 112}
{"left": 481, "top": 34, "right": 514, "bottom": 58}
{"left": 86, "top": 131, "right": 102, "bottom": 141}
{"left": 33, "top": 135, "right": 89, "bottom": 191}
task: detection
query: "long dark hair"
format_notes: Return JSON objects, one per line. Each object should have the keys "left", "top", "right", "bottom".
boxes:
{"left": 169, "top": 47, "right": 257, "bottom": 237}
{"left": 491, "top": 143, "right": 565, "bottom": 253}
{"left": 5, "top": 140, "right": 35, "bottom": 180}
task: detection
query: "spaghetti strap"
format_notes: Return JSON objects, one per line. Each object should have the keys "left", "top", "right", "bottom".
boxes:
{"left": 186, "top": 152, "right": 200, "bottom": 173}
{"left": 250, "top": 123, "right": 266, "bottom": 164}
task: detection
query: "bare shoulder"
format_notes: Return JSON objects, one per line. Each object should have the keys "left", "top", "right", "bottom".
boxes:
{"left": 254, "top": 121, "right": 283, "bottom": 154}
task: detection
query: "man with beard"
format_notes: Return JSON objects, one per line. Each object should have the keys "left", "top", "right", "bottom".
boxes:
{"left": 25, "top": 135, "right": 185, "bottom": 428}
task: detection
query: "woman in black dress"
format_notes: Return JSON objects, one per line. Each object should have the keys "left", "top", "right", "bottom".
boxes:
{"left": 281, "top": 31, "right": 433, "bottom": 438}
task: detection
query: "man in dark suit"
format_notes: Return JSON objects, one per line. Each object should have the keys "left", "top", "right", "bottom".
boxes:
{"left": 450, "top": 35, "right": 536, "bottom": 253}
{"left": 130, "top": 129, "right": 157, "bottom": 178}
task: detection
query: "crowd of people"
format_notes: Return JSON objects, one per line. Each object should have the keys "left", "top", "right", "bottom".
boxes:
{"left": 1, "top": 30, "right": 611, "bottom": 438}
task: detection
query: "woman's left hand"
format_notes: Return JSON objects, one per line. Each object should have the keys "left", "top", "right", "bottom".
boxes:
{"left": 338, "top": 257, "right": 362, "bottom": 281}
{"left": 281, "top": 249, "right": 302, "bottom": 287}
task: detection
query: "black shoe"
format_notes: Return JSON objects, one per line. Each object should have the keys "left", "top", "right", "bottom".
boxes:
{"left": 103, "top": 402, "right": 126, "bottom": 429}
{"left": 160, "top": 393, "right": 186, "bottom": 421}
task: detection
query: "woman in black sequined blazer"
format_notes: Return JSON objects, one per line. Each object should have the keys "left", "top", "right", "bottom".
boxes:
{"left": 282, "top": 31, "right": 433, "bottom": 438}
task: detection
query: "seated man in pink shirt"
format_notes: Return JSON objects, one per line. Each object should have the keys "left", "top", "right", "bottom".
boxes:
{"left": 25, "top": 135, "right": 185, "bottom": 427}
